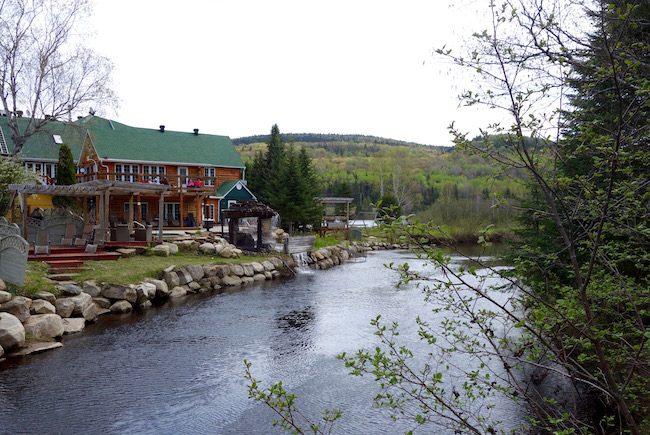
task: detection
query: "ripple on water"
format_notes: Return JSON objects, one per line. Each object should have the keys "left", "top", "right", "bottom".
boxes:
{"left": 0, "top": 250, "right": 525, "bottom": 434}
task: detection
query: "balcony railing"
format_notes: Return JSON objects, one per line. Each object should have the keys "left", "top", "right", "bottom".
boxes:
{"left": 76, "top": 172, "right": 217, "bottom": 193}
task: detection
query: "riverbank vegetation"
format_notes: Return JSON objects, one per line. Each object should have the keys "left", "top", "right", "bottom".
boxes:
{"left": 237, "top": 133, "right": 526, "bottom": 241}
{"left": 246, "top": 1, "right": 649, "bottom": 434}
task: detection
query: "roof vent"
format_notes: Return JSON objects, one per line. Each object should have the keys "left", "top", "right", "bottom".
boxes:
{"left": 53, "top": 134, "right": 63, "bottom": 144}
{"left": 159, "top": 125, "right": 165, "bottom": 133}
{"left": 193, "top": 128, "right": 199, "bottom": 135}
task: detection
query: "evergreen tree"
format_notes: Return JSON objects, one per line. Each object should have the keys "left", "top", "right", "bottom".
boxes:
{"left": 53, "top": 144, "right": 77, "bottom": 208}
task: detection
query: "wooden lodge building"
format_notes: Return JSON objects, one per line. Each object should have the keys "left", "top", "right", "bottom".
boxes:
{"left": 0, "top": 115, "right": 256, "bottom": 229}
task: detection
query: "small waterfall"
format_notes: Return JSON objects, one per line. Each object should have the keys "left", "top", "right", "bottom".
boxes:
{"left": 291, "top": 252, "right": 311, "bottom": 269}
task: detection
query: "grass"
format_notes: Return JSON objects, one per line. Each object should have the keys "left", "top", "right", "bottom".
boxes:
{"left": 74, "top": 252, "right": 270, "bottom": 285}
{"left": 314, "top": 234, "right": 347, "bottom": 249}
{"left": 17, "top": 262, "right": 59, "bottom": 297}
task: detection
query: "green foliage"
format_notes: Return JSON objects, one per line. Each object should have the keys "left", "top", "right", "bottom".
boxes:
{"left": 0, "top": 157, "right": 35, "bottom": 216}
{"left": 239, "top": 137, "right": 525, "bottom": 239}
{"left": 247, "top": 125, "right": 322, "bottom": 232}
{"left": 52, "top": 144, "right": 77, "bottom": 208}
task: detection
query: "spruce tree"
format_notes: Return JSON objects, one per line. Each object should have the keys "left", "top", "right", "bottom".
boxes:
{"left": 53, "top": 144, "right": 77, "bottom": 208}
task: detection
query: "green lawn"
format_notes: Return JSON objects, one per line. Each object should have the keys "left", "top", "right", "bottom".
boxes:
{"left": 74, "top": 252, "right": 270, "bottom": 285}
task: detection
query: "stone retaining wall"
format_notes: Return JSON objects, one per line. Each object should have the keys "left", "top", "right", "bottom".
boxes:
{"left": 0, "top": 238, "right": 402, "bottom": 363}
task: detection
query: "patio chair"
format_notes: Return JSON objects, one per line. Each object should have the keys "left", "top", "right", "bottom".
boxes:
{"left": 60, "top": 237, "right": 74, "bottom": 246}
{"left": 64, "top": 223, "right": 77, "bottom": 239}
{"left": 73, "top": 238, "right": 87, "bottom": 247}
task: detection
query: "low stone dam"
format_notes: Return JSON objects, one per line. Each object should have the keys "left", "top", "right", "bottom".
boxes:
{"left": 0, "top": 249, "right": 526, "bottom": 434}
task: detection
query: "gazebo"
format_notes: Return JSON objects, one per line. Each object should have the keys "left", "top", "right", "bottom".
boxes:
{"left": 318, "top": 197, "right": 354, "bottom": 237}
{"left": 8, "top": 180, "right": 171, "bottom": 243}
{"left": 221, "top": 201, "right": 276, "bottom": 251}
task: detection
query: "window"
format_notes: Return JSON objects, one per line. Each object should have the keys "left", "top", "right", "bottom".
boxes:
{"left": 143, "top": 165, "right": 165, "bottom": 183}
{"left": 177, "top": 167, "right": 188, "bottom": 187}
{"left": 204, "top": 167, "right": 215, "bottom": 186}
{"left": 164, "top": 203, "right": 180, "bottom": 224}
{"left": 115, "top": 164, "right": 139, "bottom": 182}
{"left": 204, "top": 204, "right": 215, "bottom": 221}
{"left": 52, "top": 134, "right": 63, "bottom": 144}
{"left": 123, "top": 202, "right": 149, "bottom": 222}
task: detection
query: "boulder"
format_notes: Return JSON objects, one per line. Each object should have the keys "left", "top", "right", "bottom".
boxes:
{"left": 109, "top": 300, "right": 132, "bottom": 313}
{"left": 233, "top": 248, "right": 243, "bottom": 257}
{"left": 30, "top": 299, "right": 56, "bottom": 315}
{"left": 269, "top": 257, "right": 284, "bottom": 269}
{"left": 116, "top": 248, "right": 137, "bottom": 258}
{"left": 169, "top": 286, "right": 187, "bottom": 298}
{"left": 32, "top": 291, "right": 56, "bottom": 304}
{"left": 92, "top": 297, "right": 112, "bottom": 309}
{"left": 0, "top": 296, "right": 32, "bottom": 322}
{"left": 23, "top": 314, "right": 64, "bottom": 340}
{"left": 0, "top": 344, "right": 3, "bottom": 358}
{"left": 135, "top": 283, "right": 157, "bottom": 303}
{"left": 58, "top": 283, "right": 82, "bottom": 296}
{"left": 188, "top": 281, "right": 201, "bottom": 291}
{"left": 199, "top": 243, "right": 216, "bottom": 255}
{"left": 82, "top": 281, "right": 102, "bottom": 297}
{"left": 242, "top": 264, "right": 255, "bottom": 277}
{"left": 145, "top": 279, "right": 170, "bottom": 299}
{"left": 62, "top": 318, "right": 85, "bottom": 335}
{"left": 253, "top": 274, "right": 267, "bottom": 282}
{"left": 214, "top": 265, "right": 228, "bottom": 278}
{"left": 151, "top": 244, "right": 170, "bottom": 256}
{"left": 0, "top": 278, "right": 5, "bottom": 291}
{"left": 213, "top": 243, "right": 225, "bottom": 255}
{"left": 163, "top": 271, "right": 180, "bottom": 289}
{"left": 66, "top": 292, "right": 93, "bottom": 317}
{"left": 0, "top": 312, "right": 25, "bottom": 350}
{"left": 241, "top": 276, "right": 254, "bottom": 285}
{"left": 8, "top": 341, "right": 62, "bottom": 356}
{"left": 229, "top": 264, "right": 244, "bottom": 277}
{"left": 176, "top": 240, "right": 196, "bottom": 252}
{"left": 198, "top": 278, "right": 211, "bottom": 289}
{"left": 262, "top": 261, "right": 275, "bottom": 272}
{"left": 0, "top": 290, "right": 11, "bottom": 304}
{"left": 219, "top": 247, "right": 234, "bottom": 258}
{"left": 176, "top": 269, "right": 193, "bottom": 285}
{"left": 222, "top": 275, "right": 242, "bottom": 286}
{"left": 163, "top": 243, "right": 179, "bottom": 255}
{"left": 102, "top": 285, "right": 137, "bottom": 303}
{"left": 54, "top": 298, "right": 75, "bottom": 318}
{"left": 82, "top": 303, "right": 109, "bottom": 322}
{"left": 251, "top": 262, "right": 265, "bottom": 274}
{"left": 186, "top": 264, "right": 205, "bottom": 281}
{"left": 264, "top": 271, "right": 273, "bottom": 280}
{"left": 138, "top": 300, "right": 152, "bottom": 310}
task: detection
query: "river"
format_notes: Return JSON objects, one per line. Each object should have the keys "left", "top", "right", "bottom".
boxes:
{"left": 0, "top": 249, "right": 525, "bottom": 434}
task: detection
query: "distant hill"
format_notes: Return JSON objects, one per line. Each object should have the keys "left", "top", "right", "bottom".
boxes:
{"left": 233, "top": 133, "right": 447, "bottom": 149}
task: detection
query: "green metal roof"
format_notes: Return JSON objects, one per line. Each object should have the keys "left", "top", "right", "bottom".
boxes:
{"left": 0, "top": 116, "right": 86, "bottom": 161}
{"left": 214, "top": 179, "right": 256, "bottom": 200}
{"left": 0, "top": 115, "right": 244, "bottom": 168}
{"left": 215, "top": 180, "right": 239, "bottom": 197}
{"left": 77, "top": 116, "right": 244, "bottom": 167}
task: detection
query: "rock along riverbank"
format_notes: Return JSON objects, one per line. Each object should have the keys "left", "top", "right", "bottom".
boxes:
{"left": 0, "top": 239, "right": 402, "bottom": 365}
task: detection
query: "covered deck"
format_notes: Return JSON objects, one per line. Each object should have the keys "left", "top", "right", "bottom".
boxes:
{"left": 9, "top": 180, "right": 171, "bottom": 243}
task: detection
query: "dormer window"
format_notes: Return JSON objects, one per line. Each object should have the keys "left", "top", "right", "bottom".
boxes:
{"left": 53, "top": 134, "right": 63, "bottom": 144}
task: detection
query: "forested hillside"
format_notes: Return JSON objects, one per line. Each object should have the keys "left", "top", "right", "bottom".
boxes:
{"left": 236, "top": 134, "right": 529, "bottom": 238}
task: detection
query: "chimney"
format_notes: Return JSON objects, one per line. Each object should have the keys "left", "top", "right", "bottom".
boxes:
{"left": 45, "top": 114, "right": 52, "bottom": 120}
{"left": 16, "top": 110, "right": 23, "bottom": 117}
{"left": 159, "top": 125, "right": 165, "bottom": 133}
{"left": 77, "top": 116, "right": 83, "bottom": 120}
{"left": 193, "top": 128, "right": 199, "bottom": 135}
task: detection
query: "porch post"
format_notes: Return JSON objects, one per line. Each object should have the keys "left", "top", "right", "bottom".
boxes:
{"left": 158, "top": 192, "right": 164, "bottom": 242}
{"left": 257, "top": 218, "right": 263, "bottom": 251}
{"left": 104, "top": 189, "right": 111, "bottom": 240}
{"left": 128, "top": 193, "right": 134, "bottom": 230}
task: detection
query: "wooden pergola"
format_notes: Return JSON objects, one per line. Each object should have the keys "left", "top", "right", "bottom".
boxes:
{"left": 8, "top": 180, "right": 171, "bottom": 242}
{"left": 221, "top": 201, "right": 276, "bottom": 251}
{"left": 319, "top": 197, "right": 354, "bottom": 237}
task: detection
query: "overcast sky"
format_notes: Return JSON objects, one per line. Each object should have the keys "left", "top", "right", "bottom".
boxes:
{"left": 88, "top": 0, "right": 494, "bottom": 146}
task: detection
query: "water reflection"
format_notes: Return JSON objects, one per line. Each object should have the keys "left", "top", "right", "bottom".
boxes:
{"left": 0, "top": 249, "right": 524, "bottom": 434}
